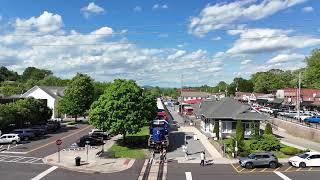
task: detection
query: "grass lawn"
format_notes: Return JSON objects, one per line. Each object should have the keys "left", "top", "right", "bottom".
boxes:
{"left": 106, "top": 126, "right": 149, "bottom": 159}
{"left": 221, "top": 138, "right": 299, "bottom": 158}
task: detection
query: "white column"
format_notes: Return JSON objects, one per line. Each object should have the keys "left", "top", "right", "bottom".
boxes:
{"left": 219, "top": 120, "right": 223, "bottom": 139}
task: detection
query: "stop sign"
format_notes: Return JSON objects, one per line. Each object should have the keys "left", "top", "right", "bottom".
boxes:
{"left": 56, "top": 139, "right": 62, "bottom": 146}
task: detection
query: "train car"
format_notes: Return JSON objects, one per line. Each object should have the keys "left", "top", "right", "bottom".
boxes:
{"left": 148, "top": 98, "right": 170, "bottom": 150}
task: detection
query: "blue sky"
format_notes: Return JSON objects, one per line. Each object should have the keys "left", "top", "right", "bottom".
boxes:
{"left": 0, "top": 0, "right": 320, "bottom": 87}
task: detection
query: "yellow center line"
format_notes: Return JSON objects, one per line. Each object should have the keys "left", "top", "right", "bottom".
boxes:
{"left": 285, "top": 166, "right": 293, "bottom": 172}
{"left": 26, "top": 125, "right": 92, "bottom": 154}
{"left": 308, "top": 167, "right": 313, "bottom": 171}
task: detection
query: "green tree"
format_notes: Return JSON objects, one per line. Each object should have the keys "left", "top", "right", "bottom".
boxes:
{"left": 228, "top": 77, "right": 254, "bottom": 95}
{"left": 213, "top": 121, "right": 219, "bottom": 139}
{"left": 58, "top": 73, "right": 94, "bottom": 121}
{"left": 22, "top": 67, "right": 52, "bottom": 81}
{"left": 88, "top": 79, "right": 157, "bottom": 143}
{"left": 304, "top": 49, "right": 320, "bottom": 88}
{"left": 264, "top": 123, "right": 273, "bottom": 135}
{"left": 0, "top": 66, "right": 20, "bottom": 82}
{"left": 235, "top": 120, "right": 245, "bottom": 151}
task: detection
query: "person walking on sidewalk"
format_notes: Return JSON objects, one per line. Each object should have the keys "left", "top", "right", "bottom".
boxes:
{"left": 200, "top": 151, "right": 205, "bottom": 167}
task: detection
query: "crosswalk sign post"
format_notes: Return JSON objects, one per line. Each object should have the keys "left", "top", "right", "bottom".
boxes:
{"left": 85, "top": 141, "right": 90, "bottom": 162}
{"left": 56, "top": 139, "right": 62, "bottom": 163}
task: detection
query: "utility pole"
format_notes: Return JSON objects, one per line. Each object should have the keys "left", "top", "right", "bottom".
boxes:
{"left": 180, "top": 74, "right": 183, "bottom": 113}
{"left": 297, "top": 72, "right": 301, "bottom": 122}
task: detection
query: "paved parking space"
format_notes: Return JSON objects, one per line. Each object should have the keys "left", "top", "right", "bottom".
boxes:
{"left": 0, "top": 124, "right": 91, "bottom": 157}
{"left": 231, "top": 163, "right": 320, "bottom": 174}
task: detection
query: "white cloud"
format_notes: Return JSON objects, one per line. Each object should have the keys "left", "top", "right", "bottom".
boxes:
{"left": 303, "top": 6, "right": 314, "bottom": 12}
{"left": 152, "top": 4, "right": 168, "bottom": 10}
{"left": 240, "top": 59, "right": 252, "bottom": 65}
{"left": 267, "top": 53, "right": 305, "bottom": 64}
{"left": 167, "top": 50, "right": 186, "bottom": 60}
{"left": 227, "top": 28, "right": 320, "bottom": 54}
{"left": 133, "top": 6, "right": 142, "bottom": 12}
{"left": 211, "top": 36, "right": 221, "bottom": 41}
{"left": 81, "top": 2, "right": 105, "bottom": 18}
{"left": 15, "top": 11, "right": 62, "bottom": 33}
{"left": 188, "top": 0, "right": 306, "bottom": 36}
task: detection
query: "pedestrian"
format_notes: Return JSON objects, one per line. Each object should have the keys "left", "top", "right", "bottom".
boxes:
{"left": 149, "top": 150, "right": 155, "bottom": 164}
{"left": 200, "top": 151, "right": 205, "bottom": 167}
{"left": 183, "top": 145, "right": 188, "bottom": 160}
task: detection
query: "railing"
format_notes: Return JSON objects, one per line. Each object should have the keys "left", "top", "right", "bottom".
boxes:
{"left": 274, "top": 114, "right": 320, "bottom": 130}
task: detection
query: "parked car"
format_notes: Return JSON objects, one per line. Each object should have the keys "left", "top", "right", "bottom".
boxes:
{"left": 239, "top": 152, "right": 279, "bottom": 169}
{"left": 76, "top": 135, "right": 104, "bottom": 147}
{"left": 288, "top": 152, "right": 320, "bottom": 168}
{"left": 0, "top": 134, "right": 20, "bottom": 144}
{"left": 90, "top": 132, "right": 109, "bottom": 140}
{"left": 31, "top": 127, "right": 46, "bottom": 137}
{"left": 89, "top": 129, "right": 108, "bottom": 136}
{"left": 293, "top": 113, "right": 311, "bottom": 121}
{"left": 260, "top": 107, "right": 273, "bottom": 114}
{"left": 305, "top": 115, "right": 320, "bottom": 123}
{"left": 11, "top": 129, "right": 36, "bottom": 141}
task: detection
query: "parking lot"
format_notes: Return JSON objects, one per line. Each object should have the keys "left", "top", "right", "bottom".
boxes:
{"left": 0, "top": 124, "right": 92, "bottom": 157}
{"left": 231, "top": 163, "right": 320, "bottom": 174}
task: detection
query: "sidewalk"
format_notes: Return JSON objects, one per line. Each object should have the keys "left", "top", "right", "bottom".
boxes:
{"left": 44, "top": 135, "right": 135, "bottom": 173}
{"left": 168, "top": 106, "right": 235, "bottom": 164}
{"left": 261, "top": 124, "right": 320, "bottom": 152}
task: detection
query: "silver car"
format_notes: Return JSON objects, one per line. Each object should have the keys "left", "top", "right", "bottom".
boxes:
{"left": 239, "top": 152, "right": 279, "bottom": 169}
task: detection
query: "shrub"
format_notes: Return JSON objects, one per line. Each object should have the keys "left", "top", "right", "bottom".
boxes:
{"left": 213, "top": 121, "right": 219, "bottom": 139}
{"left": 236, "top": 120, "right": 244, "bottom": 141}
{"left": 239, "top": 151, "right": 249, "bottom": 157}
{"left": 249, "top": 134, "right": 281, "bottom": 151}
{"left": 264, "top": 123, "right": 273, "bottom": 135}
{"left": 280, "top": 146, "right": 303, "bottom": 155}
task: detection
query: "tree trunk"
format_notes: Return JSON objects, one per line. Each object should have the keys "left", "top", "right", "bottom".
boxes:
{"left": 122, "top": 132, "right": 126, "bottom": 144}
{"left": 75, "top": 114, "right": 77, "bottom": 122}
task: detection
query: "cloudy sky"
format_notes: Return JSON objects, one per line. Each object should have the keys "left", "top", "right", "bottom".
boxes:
{"left": 0, "top": 0, "right": 319, "bottom": 87}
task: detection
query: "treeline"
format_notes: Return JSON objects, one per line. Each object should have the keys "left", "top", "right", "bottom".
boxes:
{"left": 0, "top": 66, "right": 109, "bottom": 100}
{"left": 0, "top": 98, "right": 52, "bottom": 132}
{"left": 144, "top": 86, "right": 180, "bottom": 99}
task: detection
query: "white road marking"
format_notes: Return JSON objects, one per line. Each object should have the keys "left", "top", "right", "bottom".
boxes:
{"left": 137, "top": 159, "right": 149, "bottom": 180}
{"left": 163, "top": 162, "right": 167, "bottom": 180}
{"left": 274, "top": 171, "right": 292, "bottom": 180}
{"left": 0, "top": 155, "right": 43, "bottom": 164}
{"left": 185, "top": 172, "right": 192, "bottom": 180}
{"left": 31, "top": 166, "right": 58, "bottom": 180}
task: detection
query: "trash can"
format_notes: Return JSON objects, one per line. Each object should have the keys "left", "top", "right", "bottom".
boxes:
{"left": 75, "top": 156, "right": 81, "bottom": 166}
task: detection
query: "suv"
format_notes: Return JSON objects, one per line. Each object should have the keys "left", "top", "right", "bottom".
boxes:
{"left": 0, "top": 134, "right": 20, "bottom": 144}
{"left": 288, "top": 152, "right": 320, "bottom": 168}
{"left": 11, "top": 129, "right": 36, "bottom": 141}
{"left": 239, "top": 152, "right": 279, "bottom": 169}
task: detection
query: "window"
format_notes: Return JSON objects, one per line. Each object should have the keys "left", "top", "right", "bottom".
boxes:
{"left": 309, "top": 155, "right": 320, "bottom": 159}
{"left": 232, "top": 122, "right": 237, "bottom": 129}
{"left": 262, "top": 155, "right": 270, "bottom": 158}
{"left": 255, "top": 155, "right": 263, "bottom": 159}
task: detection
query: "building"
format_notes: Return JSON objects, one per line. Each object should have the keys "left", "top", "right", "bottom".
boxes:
{"left": 0, "top": 94, "right": 23, "bottom": 104}
{"left": 196, "top": 98, "right": 268, "bottom": 139}
{"left": 181, "top": 91, "right": 211, "bottom": 102}
{"left": 21, "top": 86, "right": 65, "bottom": 119}
{"left": 276, "top": 88, "right": 320, "bottom": 109}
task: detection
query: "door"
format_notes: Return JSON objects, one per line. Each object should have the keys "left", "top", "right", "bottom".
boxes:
{"left": 254, "top": 155, "right": 265, "bottom": 166}
{"left": 308, "top": 155, "right": 320, "bottom": 167}
{"left": 0, "top": 136, "right": 8, "bottom": 143}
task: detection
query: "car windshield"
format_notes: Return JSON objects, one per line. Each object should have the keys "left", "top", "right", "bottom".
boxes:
{"left": 248, "top": 154, "right": 256, "bottom": 159}
{"left": 298, "top": 153, "right": 309, "bottom": 159}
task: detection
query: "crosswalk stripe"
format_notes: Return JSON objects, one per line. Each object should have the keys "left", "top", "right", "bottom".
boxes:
{"left": 31, "top": 166, "right": 58, "bottom": 180}
{"left": 0, "top": 155, "right": 43, "bottom": 164}
{"left": 185, "top": 172, "right": 192, "bottom": 180}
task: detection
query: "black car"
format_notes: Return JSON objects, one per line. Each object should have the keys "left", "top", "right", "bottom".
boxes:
{"left": 77, "top": 135, "right": 104, "bottom": 147}
{"left": 89, "top": 132, "right": 109, "bottom": 140}
{"left": 31, "top": 128, "right": 46, "bottom": 137}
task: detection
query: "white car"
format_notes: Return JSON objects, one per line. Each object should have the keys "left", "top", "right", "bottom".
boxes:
{"left": 288, "top": 152, "right": 320, "bottom": 168}
{"left": 293, "top": 113, "right": 311, "bottom": 121}
{"left": 89, "top": 129, "right": 108, "bottom": 136}
{"left": 260, "top": 107, "right": 273, "bottom": 114}
{"left": 0, "top": 134, "right": 20, "bottom": 144}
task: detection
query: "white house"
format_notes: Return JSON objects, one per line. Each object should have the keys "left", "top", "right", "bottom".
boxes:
{"left": 21, "top": 86, "right": 65, "bottom": 119}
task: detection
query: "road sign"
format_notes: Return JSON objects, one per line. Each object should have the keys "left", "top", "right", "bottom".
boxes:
{"left": 56, "top": 139, "right": 62, "bottom": 146}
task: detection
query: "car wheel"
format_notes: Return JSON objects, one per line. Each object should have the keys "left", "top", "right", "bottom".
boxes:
{"left": 269, "top": 161, "right": 277, "bottom": 169}
{"left": 245, "top": 162, "right": 253, "bottom": 169}
{"left": 12, "top": 140, "right": 17, "bottom": 145}
{"left": 299, "top": 162, "right": 306, "bottom": 168}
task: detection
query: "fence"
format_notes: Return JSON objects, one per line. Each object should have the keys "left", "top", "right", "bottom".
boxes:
{"left": 275, "top": 115, "right": 320, "bottom": 130}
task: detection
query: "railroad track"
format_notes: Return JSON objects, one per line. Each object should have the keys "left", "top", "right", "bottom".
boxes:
{"left": 139, "top": 159, "right": 167, "bottom": 180}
